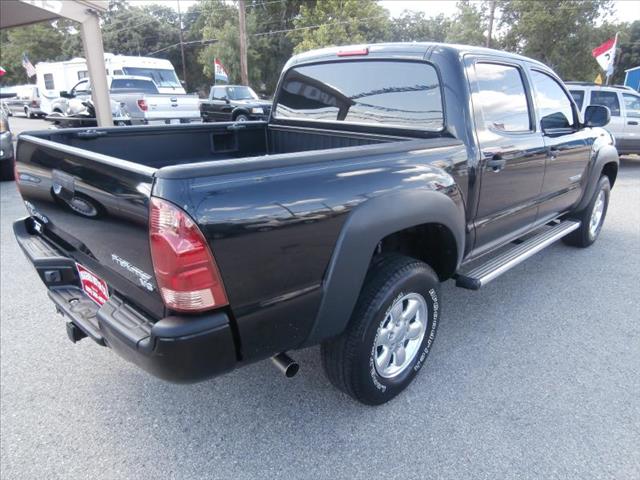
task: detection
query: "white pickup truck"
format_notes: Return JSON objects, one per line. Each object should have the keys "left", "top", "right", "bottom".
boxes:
{"left": 51, "top": 76, "right": 201, "bottom": 125}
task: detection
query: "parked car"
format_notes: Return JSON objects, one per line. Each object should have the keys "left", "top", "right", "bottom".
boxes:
{"left": 567, "top": 82, "right": 640, "bottom": 154}
{"left": 200, "top": 85, "right": 271, "bottom": 122}
{"left": 51, "top": 76, "right": 201, "bottom": 125}
{"left": 13, "top": 43, "right": 618, "bottom": 405}
{"left": 0, "top": 84, "right": 44, "bottom": 118}
{"left": 0, "top": 109, "right": 14, "bottom": 180}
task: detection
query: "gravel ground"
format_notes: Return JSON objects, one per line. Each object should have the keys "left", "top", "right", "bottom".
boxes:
{"left": 1, "top": 116, "right": 639, "bottom": 479}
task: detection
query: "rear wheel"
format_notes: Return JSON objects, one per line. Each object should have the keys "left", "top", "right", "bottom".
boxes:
{"left": 321, "top": 254, "right": 440, "bottom": 405}
{"left": 563, "top": 175, "right": 610, "bottom": 248}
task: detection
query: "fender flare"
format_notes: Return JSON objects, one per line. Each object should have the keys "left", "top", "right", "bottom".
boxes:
{"left": 303, "top": 189, "right": 466, "bottom": 346}
{"left": 574, "top": 143, "right": 619, "bottom": 213}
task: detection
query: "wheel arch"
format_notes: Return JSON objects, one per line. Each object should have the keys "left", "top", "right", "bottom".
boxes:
{"left": 575, "top": 143, "right": 619, "bottom": 213}
{"left": 302, "top": 189, "right": 465, "bottom": 346}
{"left": 232, "top": 108, "right": 250, "bottom": 120}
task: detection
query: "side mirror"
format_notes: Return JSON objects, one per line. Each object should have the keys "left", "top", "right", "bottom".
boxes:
{"left": 59, "top": 90, "right": 73, "bottom": 99}
{"left": 224, "top": 97, "right": 230, "bottom": 104}
{"left": 584, "top": 105, "right": 610, "bottom": 128}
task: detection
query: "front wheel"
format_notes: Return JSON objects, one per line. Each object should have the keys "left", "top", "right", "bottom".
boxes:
{"left": 563, "top": 175, "right": 610, "bottom": 248}
{"left": 321, "top": 254, "right": 440, "bottom": 405}
{"left": 234, "top": 114, "right": 249, "bottom": 122}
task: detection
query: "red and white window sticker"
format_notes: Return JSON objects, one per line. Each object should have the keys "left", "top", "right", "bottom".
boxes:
{"left": 76, "top": 263, "right": 109, "bottom": 306}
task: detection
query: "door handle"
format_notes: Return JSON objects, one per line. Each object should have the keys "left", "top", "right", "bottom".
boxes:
{"left": 486, "top": 155, "right": 506, "bottom": 172}
{"left": 628, "top": 121, "right": 638, "bottom": 125}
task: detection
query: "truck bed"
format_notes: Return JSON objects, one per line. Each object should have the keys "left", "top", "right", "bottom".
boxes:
{"left": 31, "top": 121, "right": 411, "bottom": 169}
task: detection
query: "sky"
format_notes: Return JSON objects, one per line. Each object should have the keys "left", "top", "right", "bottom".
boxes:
{"left": 144, "top": 0, "right": 640, "bottom": 23}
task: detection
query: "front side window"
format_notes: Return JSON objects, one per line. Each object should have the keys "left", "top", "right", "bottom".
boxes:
{"left": 531, "top": 70, "right": 575, "bottom": 130}
{"left": 44, "top": 74, "right": 55, "bottom": 90}
{"left": 73, "top": 80, "right": 90, "bottom": 94}
{"left": 623, "top": 93, "right": 640, "bottom": 118}
{"left": 590, "top": 90, "right": 620, "bottom": 116}
{"left": 569, "top": 90, "right": 585, "bottom": 110}
{"left": 474, "top": 63, "right": 530, "bottom": 132}
{"left": 274, "top": 60, "right": 444, "bottom": 130}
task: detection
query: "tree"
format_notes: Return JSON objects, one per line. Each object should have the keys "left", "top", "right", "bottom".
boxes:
{"left": 390, "top": 11, "right": 450, "bottom": 42}
{"left": 288, "top": 0, "right": 391, "bottom": 54}
{"left": 613, "top": 21, "right": 640, "bottom": 84}
{"left": 0, "top": 23, "right": 66, "bottom": 86}
{"left": 446, "top": 1, "right": 489, "bottom": 46}
{"left": 499, "top": 0, "right": 615, "bottom": 80}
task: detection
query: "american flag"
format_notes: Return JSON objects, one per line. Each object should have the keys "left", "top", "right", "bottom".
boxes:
{"left": 22, "top": 53, "right": 36, "bottom": 78}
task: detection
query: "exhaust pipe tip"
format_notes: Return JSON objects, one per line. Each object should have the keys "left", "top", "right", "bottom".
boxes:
{"left": 271, "top": 352, "right": 299, "bottom": 378}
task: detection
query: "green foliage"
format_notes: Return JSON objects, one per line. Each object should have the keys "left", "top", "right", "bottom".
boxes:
{"left": 0, "top": 23, "right": 66, "bottom": 85}
{"left": 391, "top": 11, "right": 450, "bottom": 42}
{"left": 499, "top": 0, "right": 615, "bottom": 80}
{"left": 446, "top": 1, "right": 488, "bottom": 45}
{"left": 613, "top": 21, "right": 640, "bottom": 84}
{"left": 289, "top": 0, "right": 391, "bottom": 54}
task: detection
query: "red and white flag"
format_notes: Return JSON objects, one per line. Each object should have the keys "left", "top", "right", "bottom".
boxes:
{"left": 592, "top": 35, "right": 617, "bottom": 75}
{"left": 214, "top": 58, "right": 228, "bottom": 83}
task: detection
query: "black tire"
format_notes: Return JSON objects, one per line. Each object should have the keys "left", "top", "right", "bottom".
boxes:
{"left": 234, "top": 113, "right": 249, "bottom": 122}
{"left": 1, "top": 158, "right": 15, "bottom": 181}
{"left": 563, "top": 175, "right": 610, "bottom": 248}
{"left": 321, "top": 254, "right": 440, "bottom": 405}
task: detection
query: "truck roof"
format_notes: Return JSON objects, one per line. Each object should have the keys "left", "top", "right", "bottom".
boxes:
{"left": 286, "top": 42, "right": 547, "bottom": 69}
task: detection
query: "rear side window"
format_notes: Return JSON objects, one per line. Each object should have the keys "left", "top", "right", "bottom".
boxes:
{"left": 474, "top": 63, "right": 530, "bottom": 132}
{"left": 569, "top": 90, "right": 585, "bottom": 109}
{"left": 44, "top": 74, "right": 55, "bottom": 90}
{"left": 530, "top": 70, "right": 575, "bottom": 129}
{"left": 590, "top": 90, "right": 620, "bottom": 116}
{"left": 623, "top": 93, "right": 640, "bottom": 118}
{"left": 274, "top": 60, "right": 444, "bottom": 130}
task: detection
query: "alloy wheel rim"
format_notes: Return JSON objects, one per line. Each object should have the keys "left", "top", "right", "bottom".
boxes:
{"left": 374, "top": 292, "right": 428, "bottom": 379}
{"left": 589, "top": 190, "right": 605, "bottom": 239}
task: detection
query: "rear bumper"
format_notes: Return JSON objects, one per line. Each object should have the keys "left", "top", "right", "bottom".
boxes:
{"left": 13, "top": 217, "right": 237, "bottom": 383}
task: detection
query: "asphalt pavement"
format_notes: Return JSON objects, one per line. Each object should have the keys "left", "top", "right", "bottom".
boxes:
{"left": 1, "top": 116, "right": 639, "bottom": 479}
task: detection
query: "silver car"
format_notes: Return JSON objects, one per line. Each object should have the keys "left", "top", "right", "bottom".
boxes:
{"left": 0, "top": 84, "right": 45, "bottom": 118}
{"left": 567, "top": 82, "right": 640, "bottom": 155}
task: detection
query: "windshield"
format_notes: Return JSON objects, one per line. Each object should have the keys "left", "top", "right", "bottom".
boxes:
{"left": 122, "top": 67, "right": 181, "bottom": 88}
{"left": 110, "top": 78, "right": 159, "bottom": 94}
{"left": 226, "top": 86, "right": 258, "bottom": 100}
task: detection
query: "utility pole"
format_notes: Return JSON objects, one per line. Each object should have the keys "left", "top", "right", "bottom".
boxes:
{"left": 486, "top": 0, "right": 496, "bottom": 48}
{"left": 238, "top": 0, "right": 249, "bottom": 85}
{"left": 177, "top": 0, "right": 187, "bottom": 87}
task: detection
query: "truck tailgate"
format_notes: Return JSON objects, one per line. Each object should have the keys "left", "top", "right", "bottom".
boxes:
{"left": 143, "top": 94, "right": 200, "bottom": 122}
{"left": 15, "top": 133, "right": 164, "bottom": 318}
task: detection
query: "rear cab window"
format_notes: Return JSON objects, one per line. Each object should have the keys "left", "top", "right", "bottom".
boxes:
{"left": 273, "top": 60, "right": 444, "bottom": 131}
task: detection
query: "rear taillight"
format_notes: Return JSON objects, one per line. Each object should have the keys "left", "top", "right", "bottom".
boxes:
{"left": 137, "top": 99, "right": 148, "bottom": 111}
{"left": 149, "top": 197, "right": 228, "bottom": 313}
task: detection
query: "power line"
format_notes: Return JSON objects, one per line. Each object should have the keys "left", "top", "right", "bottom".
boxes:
{"left": 252, "top": 14, "right": 389, "bottom": 37}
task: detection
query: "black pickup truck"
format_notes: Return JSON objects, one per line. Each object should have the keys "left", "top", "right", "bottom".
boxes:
{"left": 200, "top": 84, "right": 271, "bottom": 122}
{"left": 14, "top": 43, "right": 618, "bottom": 405}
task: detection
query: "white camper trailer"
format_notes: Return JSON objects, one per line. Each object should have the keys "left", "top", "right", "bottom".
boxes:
{"left": 36, "top": 54, "right": 185, "bottom": 114}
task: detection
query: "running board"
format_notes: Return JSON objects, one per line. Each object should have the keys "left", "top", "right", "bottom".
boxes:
{"left": 455, "top": 220, "right": 581, "bottom": 290}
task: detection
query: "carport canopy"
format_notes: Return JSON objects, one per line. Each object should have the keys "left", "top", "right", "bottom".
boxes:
{"left": 1, "top": 0, "right": 112, "bottom": 126}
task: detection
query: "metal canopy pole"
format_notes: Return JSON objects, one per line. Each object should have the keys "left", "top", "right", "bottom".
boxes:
{"left": 79, "top": 10, "right": 111, "bottom": 127}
